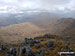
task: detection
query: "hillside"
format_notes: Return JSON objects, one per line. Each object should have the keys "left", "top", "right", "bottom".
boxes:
{"left": 0, "top": 18, "right": 75, "bottom": 43}
{"left": 51, "top": 18, "right": 75, "bottom": 42}
{"left": 53, "top": 18, "right": 75, "bottom": 34}
{"left": 0, "top": 34, "right": 75, "bottom": 56}
{"left": 32, "top": 18, "right": 75, "bottom": 43}
{"left": 0, "top": 22, "right": 45, "bottom": 43}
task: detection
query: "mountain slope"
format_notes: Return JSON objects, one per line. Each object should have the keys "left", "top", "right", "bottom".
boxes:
{"left": 53, "top": 18, "right": 75, "bottom": 35}
{"left": 0, "top": 22, "right": 45, "bottom": 43}
{"left": 32, "top": 18, "right": 75, "bottom": 42}
{"left": 0, "top": 34, "right": 75, "bottom": 56}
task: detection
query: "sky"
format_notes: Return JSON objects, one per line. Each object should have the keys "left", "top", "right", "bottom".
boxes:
{"left": 0, "top": 0, "right": 75, "bottom": 13}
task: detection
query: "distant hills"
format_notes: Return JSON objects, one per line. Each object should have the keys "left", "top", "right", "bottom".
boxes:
{"left": 0, "top": 11, "right": 59, "bottom": 26}
{"left": 0, "top": 11, "right": 75, "bottom": 26}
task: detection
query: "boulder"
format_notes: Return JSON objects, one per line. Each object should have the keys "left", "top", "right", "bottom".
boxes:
{"left": 37, "top": 49, "right": 48, "bottom": 54}
{"left": 39, "top": 39, "right": 45, "bottom": 42}
{"left": 49, "top": 47, "right": 54, "bottom": 50}
{"left": 26, "top": 51, "right": 35, "bottom": 56}
{"left": 36, "top": 54, "right": 43, "bottom": 56}
{"left": 9, "top": 46, "right": 16, "bottom": 54}
{"left": 0, "top": 46, "right": 2, "bottom": 51}
{"left": 29, "top": 42, "right": 34, "bottom": 47}
{"left": 22, "top": 47, "right": 26, "bottom": 54}
{"left": 35, "top": 44, "right": 41, "bottom": 48}
{"left": 46, "top": 41, "right": 56, "bottom": 47}
{"left": 0, "top": 45, "right": 5, "bottom": 50}
{"left": 24, "top": 46, "right": 32, "bottom": 53}
{"left": 34, "top": 40, "right": 40, "bottom": 43}
{"left": 24, "top": 38, "right": 29, "bottom": 44}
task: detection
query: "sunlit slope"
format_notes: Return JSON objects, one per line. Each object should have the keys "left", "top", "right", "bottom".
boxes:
{"left": 0, "top": 22, "right": 45, "bottom": 43}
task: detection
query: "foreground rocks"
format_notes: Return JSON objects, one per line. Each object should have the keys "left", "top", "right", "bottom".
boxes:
{"left": 0, "top": 34, "right": 75, "bottom": 56}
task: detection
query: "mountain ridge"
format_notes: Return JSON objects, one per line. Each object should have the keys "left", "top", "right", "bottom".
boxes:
{"left": 0, "top": 22, "right": 46, "bottom": 43}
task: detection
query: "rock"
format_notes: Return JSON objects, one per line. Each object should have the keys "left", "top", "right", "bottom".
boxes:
{"left": 24, "top": 46, "right": 32, "bottom": 53}
{"left": 29, "top": 42, "right": 34, "bottom": 47}
{"left": 26, "top": 51, "right": 35, "bottom": 56}
{"left": 24, "top": 38, "right": 29, "bottom": 44}
{"left": 34, "top": 40, "right": 40, "bottom": 43}
{"left": 37, "top": 49, "right": 48, "bottom": 54}
{"left": 0, "top": 46, "right": 2, "bottom": 51}
{"left": 28, "top": 39, "right": 35, "bottom": 47}
{"left": 9, "top": 46, "right": 16, "bottom": 54}
{"left": 46, "top": 41, "right": 56, "bottom": 47}
{"left": 6, "top": 51, "right": 10, "bottom": 56}
{"left": 22, "top": 47, "right": 26, "bottom": 54}
{"left": 25, "top": 46, "right": 35, "bottom": 56}
{"left": 66, "top": 45, "right": 70, "bottom": 50}
{"left": 49, "top": 47, "right": 54, "bottom": 50}
{"left": 0, "top": 45, "right": 5, "bottom": 50}
{"left": 39, "top": 39, "right": 45, "bottom": 42}
{"left": 28, "top": 38, "right": 34, "bottom": 42}
{"left": 66, "top": 41, "right": 70, "bottom": 51}
{"left": 18, "top": 46, "right": 22, "bottom": 54}
{"left": 16, "top": 46, "right": 21, "bottom": 55}
{"left": 36, "top": 54, "right": 43, "bottom": 56}
{"left": 35, "top": 44, "right": 41, "bottom": 48}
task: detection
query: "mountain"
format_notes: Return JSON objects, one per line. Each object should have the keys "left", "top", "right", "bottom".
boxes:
{"left": 0, "top": 10, "right": 75, "bottom": 26}
{"left": 33, "top": 18, "right": 75, "bottom": 42}
{"left": 0, "top": 17, "right": 75, "bottom": 43}
{"left": 56, "top": 18, "right": 75, "bottom": 42}
{"left": 0, "top": 11, "right": 75, "bottom": 43}
{"left": 0, "top": 22, "right": 45, "bottom": 43}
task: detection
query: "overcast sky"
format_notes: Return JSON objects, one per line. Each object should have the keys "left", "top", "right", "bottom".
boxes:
{"left": 0, "top": 0, "right": 75, "bottom": 13}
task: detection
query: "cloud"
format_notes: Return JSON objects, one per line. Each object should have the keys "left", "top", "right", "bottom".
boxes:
{"left": 0, "top": 0, "right": 75, "bottom": 13}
